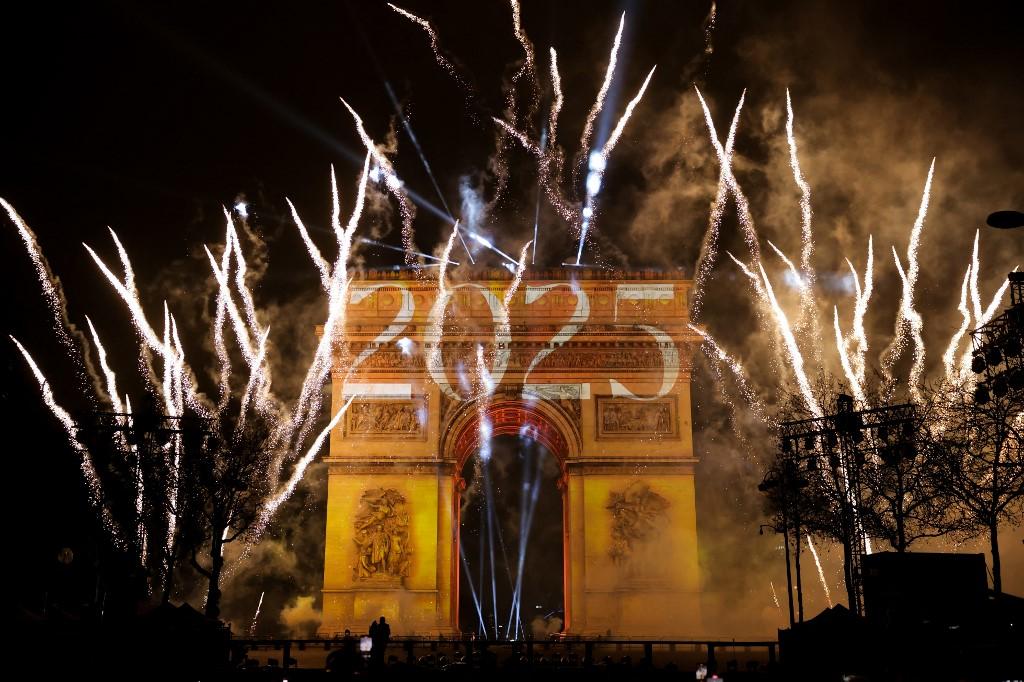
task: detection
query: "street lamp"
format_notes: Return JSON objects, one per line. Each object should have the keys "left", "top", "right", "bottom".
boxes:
{"left": 986, "top": 210, "right": 1024, "bottom": 229}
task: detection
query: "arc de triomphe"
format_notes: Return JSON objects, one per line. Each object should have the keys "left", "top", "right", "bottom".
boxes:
{"left": 318, "top": 268, "right": 702, "bottom": 638}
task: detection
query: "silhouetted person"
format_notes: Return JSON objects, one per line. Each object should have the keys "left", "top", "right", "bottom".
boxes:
{"left": 370, "top": 616, "right": 390, "bottom": 668}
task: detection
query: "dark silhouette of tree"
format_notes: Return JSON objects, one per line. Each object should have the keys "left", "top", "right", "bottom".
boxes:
{"left": 178, "top": 416, "right": 272, "bottom": 619}
{"left": 75, "top": 401, "right": 193, "bottom": 608}
{"left": 765, "top": 375, "right": 961, "bottom": 613}
{"left": 932, "top": 379, "right": 1024, "bottom": 593}
{"left": 858, "top": 389, "right": 959, "bottom": 552}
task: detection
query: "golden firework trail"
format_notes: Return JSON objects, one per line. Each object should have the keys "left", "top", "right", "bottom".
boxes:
{"left": 834, "top": 306, "right": 865, "bottom": 404}
{"left": 943, "top": 266, "right": 973, "bottom": 383}
{"left": 881, "top": 159, "right": 935, "bottom": 395}
{"left": 806, "top": 534, "right": 832, "bottom": 607}
{"left": 757, "top": 262, "right": 821, "bottom": 416}
{"left": 339, "top": 98, "right": 417, "bottom": 265}
{"left": 386, "top": 4, "right": 467, "bottom": 88}
{"left": 695, "top": 87, "right": 761, "bottom": 264}
{"left": 688, "top": 323, "right": 769, "bottom": 425}
{"left": 9, "top": 335, "right": 121, "bottom": 543}
{"left": 601, "top": 66, "right": 657, "bottom": 159}
{"left": 846, "top": 236, "right": 874, "bottom": 389}
{"left": 548, "top": 48, "right": 564, "bottom": 150}
{"left": 508, "top": 0, "right": 539, "bottom": 118}
{"left": 210, "top": 228, "right": 234, "bottom": 412}
{"left": 784, "top": 89, "right": 818, "bottom": 346}
{"left": 2, "top": 198, "right": 74, "bottom": 350}
{"left": 85, "top": 315, "right": 124, "bottom": 414}
{"left": 5, "top": 7, "right": 1019, "bottom": 616}
{"left": 891, "top": 249, "right": 927, "bottom": 404}
{"left": 691, "top": 91, "right": 745, "bottom": 318}
{"left": 579, "top": 12, "right": 625, "bottom": 163}
{"left": 256, "top": 395, "right": 356, "bottom": 536}
{"left": 249, "top": 590, "right": 265, "bottom": 637}
{"left": 287, "top": 197, "right": 330, "bottom": 290}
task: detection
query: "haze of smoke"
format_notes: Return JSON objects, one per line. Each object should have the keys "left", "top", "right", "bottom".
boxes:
{"left": 609, "top": 15, "right": 1022, "bottom": 629}
{"left": 280, "top": 594, "right": 323, "bottom": 638}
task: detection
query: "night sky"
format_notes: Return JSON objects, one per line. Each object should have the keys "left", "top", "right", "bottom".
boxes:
{"left": 4, "top": 1, "right": 1022, "bottom": 633}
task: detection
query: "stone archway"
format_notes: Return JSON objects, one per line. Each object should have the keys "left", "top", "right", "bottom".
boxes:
{"left": 442, "top": 394, "right": 579, "bottom": 633}
{"left": 318, "top": 269, "right": 703, "bottom": 638}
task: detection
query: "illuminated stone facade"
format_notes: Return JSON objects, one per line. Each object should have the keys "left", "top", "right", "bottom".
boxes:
{"left": 319, "top": 269, "right": 702, "bottom": 637}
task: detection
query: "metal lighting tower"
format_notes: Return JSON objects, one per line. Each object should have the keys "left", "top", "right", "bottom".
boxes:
{"left": 970, "top": 272, "right": 1024, "bottom": 403}
{"left": 776, "top": 396, "right": 916, "bottom": 617}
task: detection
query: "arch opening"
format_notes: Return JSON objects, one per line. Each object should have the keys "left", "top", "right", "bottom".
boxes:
{"left": 457, "top": 432, "right": 564, "bottom": 639}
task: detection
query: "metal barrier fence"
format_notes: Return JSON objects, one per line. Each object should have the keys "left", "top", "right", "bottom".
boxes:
{"left": 233, "top": 637, "right": 777, "bottom": 674}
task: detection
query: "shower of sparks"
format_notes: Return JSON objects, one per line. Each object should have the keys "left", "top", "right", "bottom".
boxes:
{"left": 755, "top": 258, "right": 820, "bottom": 416}
{"left": 845, "top": 236, "right": 874, "bottom": 391}
{"left": 691, "top": 91, "right": 745, "bottom": 319}
{"left": 249, "top": 591, "right": 265, "bottom": 636}
{"left": 892, "top": 248, "right": 927, "bottom": 404}
{"left": 687, "top": 90, "right": 1016, "bottom": 605}
{"left": 881, "top": 159, "right": 935, "bottom": 397}
{"left": 339, "top": 98, "right": 417, "bottom": 266}
{"left": 806, "top": 534, "right": 833, "bottom": 607}
{"left": 548, "top": 49, "right": 563, "bottom": 149}
{"left": 85, "top": 316, "right": 123, "bottom": 414}
{"left": 1, "top": 198, "right": 75, "bottom": 350}
{"left": 704, "top": 2, "right": 717, "bottom": 57}
{"left": 784, "top": 89, "right": 817, "bottom": 346}
{"left": 688, "top": 323, "right": 769, "bottom": 425}
{"left": 769, "top": 580, "right": 781, "bottom": 610}
{"left": 574, "top": 64, "right": 657, "bottom": 265}
{"left": 5, "top": 149, "right": 394, "bottom": 577}
{"left": 5, "top": 5, "right": 1020, "bottom": 624}
{"left": 578, "top": 12, "right": 625, "bottom": 166}
{"left": 695, "top": 87, "right": 761, "bottom": 265}
{"left": 387, "top": 4, "right": 467, "bottom": 89}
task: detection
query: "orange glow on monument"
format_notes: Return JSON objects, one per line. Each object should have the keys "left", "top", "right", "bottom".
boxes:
{"left": 319, "top": 269, "right": 703, "bottom": 637}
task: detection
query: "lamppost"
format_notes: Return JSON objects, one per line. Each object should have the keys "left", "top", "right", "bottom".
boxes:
{"left": 758, "top": 523, "right": 795, "bottom": 626}
{"left": 759, "top": 461, "right": 806, "bottom": 625}
{"left": 775, "top": 396, "right": 917, "bottom": 616}
{"left": 985, "top": 210, "right": 1024, "bottom": 230}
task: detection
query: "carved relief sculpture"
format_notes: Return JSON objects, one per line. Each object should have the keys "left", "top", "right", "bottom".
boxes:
{"left": 606, "top": 481, "right": 670, "bottom": 562}
{"left": 597, "top": 397, "right": 678, "bottom": 439}
{"left": 346, "top": 399, "right": 425, "bottom": 438}
{"left": 353, "top": 488, "right": 412, "bottom": 580}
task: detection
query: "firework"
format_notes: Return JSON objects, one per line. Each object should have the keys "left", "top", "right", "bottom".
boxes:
{"left": 806, "top": 534, "right": 832, "bottom": 607}
{"left": 579, "top": 12, "right": 625, "bottom": 165}
{"left": 695, "top": 87, "right": 761, "bottom": 264}
{"left": 881, "top": 159, "right": 935, "bottom": 396}
{"left": 386, "top": 4, "right": 466, "bottom": 87}
{"left": 249, "top": 591, "right": 265, "bottom": 636}
{"left": 784, "top": 90, "right": 818, "bottom": 346}
{"left": 691, "top": 92, "right": 746, "bottom": 318}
